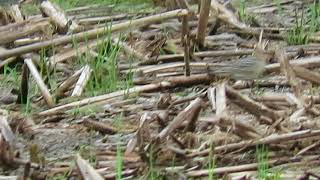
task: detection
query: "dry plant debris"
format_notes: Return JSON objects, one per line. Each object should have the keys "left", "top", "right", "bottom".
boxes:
{"left": 1, "top": 0, "right": 320, "bottom": 179}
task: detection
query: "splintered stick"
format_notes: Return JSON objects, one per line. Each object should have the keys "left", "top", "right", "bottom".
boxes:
{"left": 76, "top": 154, "right": 104, "bottom": 180}
{"left": 71, "top": 65, "right": 92, "bottom": 97}
{"left": 24, "top": 58, "right": 54, "bottom": 106}
{"left": 39, "top": 74, "right": 211, "bottom": 116}
{"left": 56, "top": 67, "right": 85, "bottom": 97}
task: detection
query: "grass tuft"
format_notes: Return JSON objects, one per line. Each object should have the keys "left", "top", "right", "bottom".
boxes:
{"left": 147, "top": 144, "right": 160, "bottom": 180}
{"left": 84, "top": 27, "right": 122, "bottom": 96}
{"left": 256, "top": 145, "right": 282, "bottom": 180}
{"left": 308, "top": 0, "right": 320, "bottom": 33}
{"left": 287, "top": 8, "right": 308, "bottom": 45}
{"left": 207, "top": 141, "right": 216, "bottom": 180}
{"left": 257, "top": 145, "right": 269, "bottom": 179}
{"left": 115, "top": 113, "right": 124, "bottom": 180}
{"left": 238, "top": 0, "right": 256, "bottom": 24}
{"left": 287, "top": 2, "right": 320, "bottom": 45}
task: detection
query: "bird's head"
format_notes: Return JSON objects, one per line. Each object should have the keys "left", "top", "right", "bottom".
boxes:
{"left": 253, "top": 31, "right": 274, "bottom": 63}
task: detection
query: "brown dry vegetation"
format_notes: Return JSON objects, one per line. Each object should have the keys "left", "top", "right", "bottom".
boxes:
{"left": 1, "top": 0, "right": 320, "bottom": 179}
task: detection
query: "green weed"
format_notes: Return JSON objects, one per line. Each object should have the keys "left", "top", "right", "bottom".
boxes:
{"left": 169, "top": 155, "right": 176, "bottom": 180}
{"left": 21, "top": 78, "right": 40, "bottom": 116}
{"left": 238, "top": 0, "right": 256, "bottom": 24}
{"left": 2, "top": 64, "right": 39, "bottom": 115}
{"left": 239, "top": 0, "right": 247, "bottom": 21}
{"left": 3, "top": 65, "right": 19, "bottom": 86}
{"left": 70, "top": 105, "right": 81, "bottom": 116}
{"left": 21, "top": 95, "right": 32, "bottom": 115}
{"left": 256, "top": 145, "right": 282, "bottom": 180}
{"left": 121, "top": 49, "right": 135, "bottom": 98}
{"left": 287, "top": 9, "right": 308, "bottom": 45}
{"left": 40, "top": 48, "right": 58, "bottom": 92}
{"left": 123, "top": 70, "right": 134, "bottom": 99}
{"left": 149, "top": 145, "right": 155, "bottom": 179}
{"left": 207, "top": 141, "right": 216, "bottom": 180}
{"left": 82, "top": 29, "right": 135, "bottom": 97}
{"left": 1, "top": 65, "right": 34, "bottom": 115}
{"left": 83, "top": 27, "right": 121, "bottom": 96}
{"left": 175, "top": 91, "right": 189, "bottom": 97}
{"left": 115, "top": 113, "right": 123, "bottom": 180}
{"left": 287, "top": 2, "right": 320, "bottom": 45}
{"left": 308, "top": 1, "right": 320, "bottom": 33}
{"left": 116, "top": 139, "right": 123, "bottom": 180}
{"left": 147, "top": 144, "right": 163, "bottom": 180}
{"left": 267, "top": 169, "right": 282, "bottom": 180}
{"left": 257, "top": 145, "right": 269, "bottom": 179}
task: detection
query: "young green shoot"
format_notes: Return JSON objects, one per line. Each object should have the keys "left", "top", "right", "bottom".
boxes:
{"left": 3, "top": 65, "right": 19, "bottom": 87}
{"left": 115, "top": 113, "right": 124, "bottom": 180}
{"left": 238, "top": 0, "right": 256, "bottom": 25}
{"left": 207, "top": 140, "right": 216, "bottom": 180}
{"left": 148, "top": 144, "right": 157, "bottom": 180}
{"left": 22, "top": 95, "right": 32, "bottom": 116}
{"left": 40, "top": 48, "right": 58, "bottom": 93}
{"left": 239, "top": 0, "right": 247, "bottom": 21}
{"left": 121, "top": 44, "right": 135, "bottom": 99}
{"left": 1, "top": 65, "right": 34, "bottom": 115}
{"left": 85, "top": 26, "right": 122, "bottom": 96}
{"left": 287, "top": 8, "right": 308, "bottom": 45}
{"left": 116, "top": 139, "right": 123, "bottom": 180}
{"left": 308, "top": 0, "right": 320, "bottom": 33}
{"left": 256, "top": 145, "right": 269, "bottom": 179}
{"left": 256, "top": 145, "right": 282, "bottom": 180}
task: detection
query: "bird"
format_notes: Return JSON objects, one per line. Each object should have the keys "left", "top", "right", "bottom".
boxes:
{"left": 209, "top": 31, "right": 273, "bottom": 80}
{"left": 209, "top": 56, "right": 266, "bottom": 80}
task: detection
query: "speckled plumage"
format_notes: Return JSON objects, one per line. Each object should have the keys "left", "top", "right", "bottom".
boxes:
{"left": 210, "top": 56, "right": 266, "bottom": 80}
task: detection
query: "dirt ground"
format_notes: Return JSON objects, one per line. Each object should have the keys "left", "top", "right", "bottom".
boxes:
{"left": 1, "top": 0, "right": 320, "bottom": 179}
